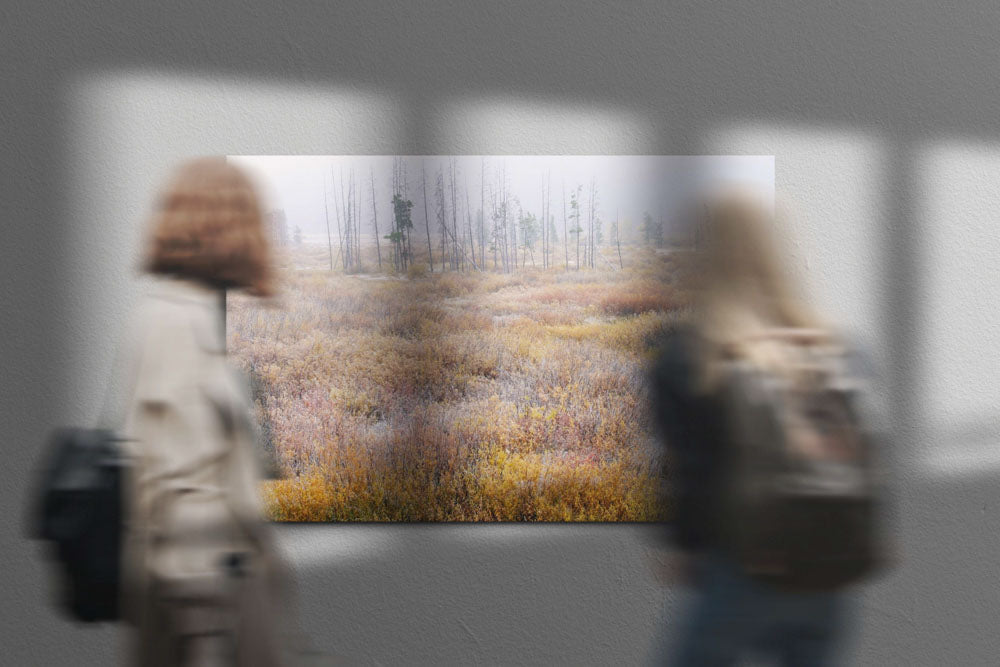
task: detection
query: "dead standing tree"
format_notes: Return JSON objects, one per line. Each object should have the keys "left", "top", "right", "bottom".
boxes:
{"left": 340, "top": 167, "right": 352, "bottom": 271}
{"left": 330, "top": 167, "right": 346, "bottom": 270}
{"left": 464, "top": 180, "right": 478, "bottom": 272}
{"left": 322, "top": 176, "right": 334, "bottom": 271}
{"left": 541, "top": 173, "right": 551, "bottom": 269}
{"left": 432, "top": 162, "right": 478, "bottom": 273}
{"left": 587, "top": 180, "right": 597, "bottom": 269}
{"left": 370, "top": 167, "right": 382, "bottom": 271}
{"left": 421, "top": 160, "right": 434, "bottom": 272}
{"left": 353, "top": 169, "right": 362, "bottom": 270}
{"left": 480, "top": 158, "right": 487, "bottom": 268}
{"left": 540, "top": 176, "right": 547, "bottom": 269}
{"left": 449, "top": 158, "right": 462, "bottom": 272}
{"left": 570, "top": 185, "right": 583, "bottom": 270}
{"left": 489, "top": 170, "right": 510, "bottom": 273}
{"left": 562, "top": 180, "right": 568, "bottom": 271}
{"left": 490, "top": 182, "right": 500, "bottom": 271}
{"left": 435, "top": 167, "right": 450, "bottom": 270}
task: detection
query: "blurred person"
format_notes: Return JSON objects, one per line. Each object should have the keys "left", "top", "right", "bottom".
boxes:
{"left": 648, "top": 192, "right": 887, "bottom": 665}
{"left": 120, "top": 157, "right": 290, "bottom": 666}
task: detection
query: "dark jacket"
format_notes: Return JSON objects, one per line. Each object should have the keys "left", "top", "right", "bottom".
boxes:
{"left": 649, "top": 326, "right": 890, "bottom": 555}
{"left": 649, "top": 327, "right": 725, "bottom": 553}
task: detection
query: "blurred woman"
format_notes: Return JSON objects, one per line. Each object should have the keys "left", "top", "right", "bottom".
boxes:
{"left": 649, "top": 192, "right": 853, "bottom": 665}
{"left": 120, "top": 157, "right": 287, "bottom": 666}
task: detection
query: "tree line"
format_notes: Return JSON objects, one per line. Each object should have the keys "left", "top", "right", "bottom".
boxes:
{"left": 276, "top": 159, "right": 673, "bottom": 275}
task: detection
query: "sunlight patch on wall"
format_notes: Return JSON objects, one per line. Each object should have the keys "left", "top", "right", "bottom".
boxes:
{"left": 428, "top": 95, "right": 657, "bottom": 154}
{"left": 705, "top": 123, "right": 887, "bottom": 347}
{"left": 921, "top": 427, "right": 1000, "bottom": 479}
{"left": 277, "top": 527, "right": 400, "bottom": 568}
{"left": 915, "top": 139, "right": 1000, "bottom": 455}
{"left": 65, "top": 69, "right": 403, "bottom": 424}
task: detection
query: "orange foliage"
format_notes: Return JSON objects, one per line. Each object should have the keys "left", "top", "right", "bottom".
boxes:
{"left": 227, "top": 246, "right": 685, "bottom": 521}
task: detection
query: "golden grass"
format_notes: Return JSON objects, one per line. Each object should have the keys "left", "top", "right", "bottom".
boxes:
{"left": 228, "top": 245, "right": 684, "bottom": 521}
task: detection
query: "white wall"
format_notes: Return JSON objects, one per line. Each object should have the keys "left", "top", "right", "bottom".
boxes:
{"left": 4, "top": 2, "right": 1000, "bottom": 664}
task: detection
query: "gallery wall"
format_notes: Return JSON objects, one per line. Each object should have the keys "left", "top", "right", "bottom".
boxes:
{"left": 3, "top": 2, "right": 1000, "bottom": 664}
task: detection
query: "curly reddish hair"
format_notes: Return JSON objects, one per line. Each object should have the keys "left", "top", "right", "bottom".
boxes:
{"left": 144, "top": 157, "right": 274, "bottom": 296}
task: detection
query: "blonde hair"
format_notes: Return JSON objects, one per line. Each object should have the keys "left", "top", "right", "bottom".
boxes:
{"left": 144, "top": 157, "right": 274, "bottom": 296}
{"left": 687, "top": 190, "right": 824, "bottom": 387}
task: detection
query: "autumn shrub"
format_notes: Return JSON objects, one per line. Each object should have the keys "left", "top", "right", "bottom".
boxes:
{"left": 227, "top": 244, "right": 685, "bottom": 521}
{"left": 598, "top": 283, "right": 687, "bottom": 316}
{"left": 407, "top": 263, "right": 428, "bottom": 279}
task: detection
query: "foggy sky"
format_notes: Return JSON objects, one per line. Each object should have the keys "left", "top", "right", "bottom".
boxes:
{"left": 228, "top": 155, "right": 773, "bottom": 242}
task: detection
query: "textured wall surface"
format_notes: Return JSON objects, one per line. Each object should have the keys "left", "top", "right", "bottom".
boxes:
{"left": 3, "top": 2, "right": 1000, "bottom": 664}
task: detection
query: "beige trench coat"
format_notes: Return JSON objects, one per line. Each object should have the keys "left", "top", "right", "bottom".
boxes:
{"left": 120, "top": 278, "right": 286, "bottom": 666}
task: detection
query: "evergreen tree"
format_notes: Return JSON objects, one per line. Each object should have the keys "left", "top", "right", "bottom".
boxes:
{"left": 641, "top": 211, "right": 654, "bottom": 246}
{"left": 386, "top": 193, "right": 414, "bottom": 271}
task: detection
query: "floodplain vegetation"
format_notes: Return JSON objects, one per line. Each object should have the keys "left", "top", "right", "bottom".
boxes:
{"left": 227, "top": 244, "right": 689, "bottom": 521}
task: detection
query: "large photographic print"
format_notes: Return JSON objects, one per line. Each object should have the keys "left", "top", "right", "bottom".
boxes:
{"left": 226, "top": 155, "right": 773, "bottom": 521}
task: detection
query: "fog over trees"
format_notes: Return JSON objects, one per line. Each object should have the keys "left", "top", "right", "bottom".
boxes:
{"left": 230, "top": 155, "right": 773, "bottom": 274}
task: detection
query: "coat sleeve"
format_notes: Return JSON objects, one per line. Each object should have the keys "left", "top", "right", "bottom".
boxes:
{"left": 119, "top": 314, "right": 189, "bottom": 621}
{"left": 207, "top": 365, "right": 270, "bottom": 524}
{"left": 649, "top": 331, "right": 715, "bottom": 552}
{"left": 121, "top": 304, "right": 251, "bottom": 609}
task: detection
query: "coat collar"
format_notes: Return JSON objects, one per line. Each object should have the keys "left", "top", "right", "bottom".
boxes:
{"left": 148, "top": 277, "right": 225, "bottom": 309}
{"left": 146, "top": 277, "right": 228, "bottom": 353}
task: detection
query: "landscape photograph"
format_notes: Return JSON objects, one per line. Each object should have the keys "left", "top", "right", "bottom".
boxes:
{"left": 225, "top": 155, "right": 773, "bottom": 521}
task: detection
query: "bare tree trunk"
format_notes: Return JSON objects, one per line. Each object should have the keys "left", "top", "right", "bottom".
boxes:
{"left": 544, "top": 173, "right": 551, "bottom": 270}
{"left": 449, "top": 159, "right": 460, "bottom": 272}
{"left": 458, "top": 199, "right": 466, "bottom": 272}
{"left": 357, "top": 172, "right": 362, "bottom": 267}
{"left": 491, "top": 185, "right": 498, "bottom": 272}
{"left": 464, "top": 175, "right": 476, "bottom": 270}
{"left": 541, "top": 176, "right": 547, "bottom": 269}
{"left": 340, "top": 167, "right": 351, "bottom": 270}
{"left": 323, "top": 177, "right": 334, "bottom": 271}
{"left": 465, "top": 176, "right": 482, "bottom": 271}
{"left": 421, "top": 161, "right": 434, "bottom": 272}
{"left": 351, "top": 170, "right": 358, "bottom": 270}
{"left": 370, "top": 167, "right": 382, "bottom": 270}
{"left": 347, "top": 170, "right": 353, "bottom": 270}
{"left": 575, "top": 187, "right": 581, "bottom": 271}
{"left": 497, "top": 167, "right": 508, "bottom": 273}
{"left": 480, "top": 158, "right": 486, "bottom": 269}
{"left": 464, "top": 185, "right": 479, "bottom": 271}
{"left": 435, "top": 168, "right": 448, "bottom": 270}
{"left": 357, "top": 172, "right": 362, "bottom": 268}
{"left": 504, "top": 170, "right": 513, "bottom": 273}
{"left": 510, "top": 199, "right": 517, "bottom": 272}
{"left": 346, "top": 170, "right": 354, "bottom": 271}
{"left": 391, "top": 159, "right": 399, "bottom": 272}
{"left": 587, "top": 180, "right": 597, "bottom": 269}
{"left": 587, "top": 181, "right": 592, "bottom": 269}
{"left": 563, "top": 181, "right": 568, "bottom": 271}
{"left": 331, "top": 167, "right": 346, "bottom": 270}
{"left": 434, "top": 174, "right": 479, "bottom": 271}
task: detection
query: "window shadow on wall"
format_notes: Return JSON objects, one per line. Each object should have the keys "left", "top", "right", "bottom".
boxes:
{"left": 7, "top": 1, "right": 1000, "bottom": 664}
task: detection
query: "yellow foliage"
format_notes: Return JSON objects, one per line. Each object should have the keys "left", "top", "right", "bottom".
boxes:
{"left": 226, "top": 245, "right": 683, "bottom": 521}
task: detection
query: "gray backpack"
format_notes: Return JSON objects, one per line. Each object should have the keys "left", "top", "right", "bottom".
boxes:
{"left": 716, "top": 330, "right": 882, "bottom": 591}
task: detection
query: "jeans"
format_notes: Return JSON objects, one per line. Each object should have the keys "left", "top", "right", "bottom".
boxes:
{"left": 662, "top": 552, "right": 849, "bottom": 666}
